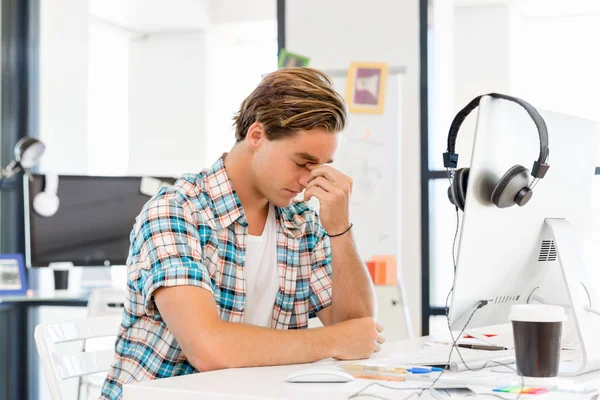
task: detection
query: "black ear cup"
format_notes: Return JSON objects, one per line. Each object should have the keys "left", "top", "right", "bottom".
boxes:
{"left": 448, "top": 168, "right": 469, "bottom": 211}
{"left": 490, "top": 165, "right": 532, "bottom": 208}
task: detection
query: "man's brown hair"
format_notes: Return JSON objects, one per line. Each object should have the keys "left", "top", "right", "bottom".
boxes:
{"left": 233, "top": 68, "right": 347, "bottom": 142}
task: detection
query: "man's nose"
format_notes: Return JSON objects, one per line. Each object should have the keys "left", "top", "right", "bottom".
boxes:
{"left": 299, "top": 172, "right": 310, "bottom": 188}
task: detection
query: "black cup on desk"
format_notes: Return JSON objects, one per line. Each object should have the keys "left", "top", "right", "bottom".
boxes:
{"left": 510, "top": 304, "right": 566, "bottom": 378}
{"left": 49, "top": 262, "right": 73, "bottom": 291}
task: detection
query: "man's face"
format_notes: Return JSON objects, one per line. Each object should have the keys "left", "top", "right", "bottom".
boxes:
{"left": 251, "top": 128, "right": 341, "bottom": 207}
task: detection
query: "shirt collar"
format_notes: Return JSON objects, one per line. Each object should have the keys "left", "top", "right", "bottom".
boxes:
{"left": 204, "top": 155, "right": 247, "bottom": 229}
{"left": 204, "top": 155, "right": 303, "bottom": 238}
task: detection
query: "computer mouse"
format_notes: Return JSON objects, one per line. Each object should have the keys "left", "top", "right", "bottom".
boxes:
{"left": 284, "top": 367, "right": 355, "bottom": 383}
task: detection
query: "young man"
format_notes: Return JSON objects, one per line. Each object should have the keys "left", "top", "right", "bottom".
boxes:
{"left": 101, "top": 68, "right": 383, "bottom": 400}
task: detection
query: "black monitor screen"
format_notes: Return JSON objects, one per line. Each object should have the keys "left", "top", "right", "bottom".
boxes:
{"left": 25, "top": 174, "right": 176, "bottom": 267}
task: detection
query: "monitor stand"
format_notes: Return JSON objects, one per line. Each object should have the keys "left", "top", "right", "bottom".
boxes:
{"left": 533, "top": 218, "right": 600, "bottom": 376}
{"left": 80, "top": 266, "right": 113, "bottom": 290}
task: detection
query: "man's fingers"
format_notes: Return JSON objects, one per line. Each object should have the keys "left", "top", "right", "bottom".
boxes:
{"left": 309, "top": 167, "right": 337, "bottom": 184}
{"left": 303, "top": 186, "right": 328, "bottom": 202}
{"left": 306, "top": 176, "right": 338, "bottom": 193}
{"left": 374, "top": 342, "right": 382, "bottom": 353}
{"left": 309, "top": 166, "right": 346, "bottom": 183}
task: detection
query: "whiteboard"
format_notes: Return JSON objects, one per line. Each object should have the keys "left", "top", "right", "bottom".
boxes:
{"left": 322, "top": 69, "right": 404, "bottom": 259}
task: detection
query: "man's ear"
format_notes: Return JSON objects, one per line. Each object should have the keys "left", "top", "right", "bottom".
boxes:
{"left": 246, "top": 122, "right": 266, "bottom": 150}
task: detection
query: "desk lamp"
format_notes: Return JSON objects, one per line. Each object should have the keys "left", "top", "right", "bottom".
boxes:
{"left": 0, "top": 137, "right": 46, "bottom": 187}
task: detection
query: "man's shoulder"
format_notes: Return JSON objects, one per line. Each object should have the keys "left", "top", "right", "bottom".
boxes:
{"left": 142, "top": 172, "right": 213, "bottom": 218}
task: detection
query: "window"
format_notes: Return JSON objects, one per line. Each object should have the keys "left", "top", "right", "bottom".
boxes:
{"left": 422, "top": 0, "right": 600, "bottom": 335}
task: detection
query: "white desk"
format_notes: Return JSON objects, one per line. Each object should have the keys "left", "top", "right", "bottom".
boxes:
{"left": 124, "top": 337, "right": 600, "bottom": 400}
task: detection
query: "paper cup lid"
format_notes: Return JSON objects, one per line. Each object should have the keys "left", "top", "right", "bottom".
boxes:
{"left": 49, "top": 261, "right": 74, "bottom": 271}
{"left": 509, "top": 304, "right": 566, "bottom": 322}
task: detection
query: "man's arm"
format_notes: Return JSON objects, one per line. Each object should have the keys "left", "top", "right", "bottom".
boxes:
{"left": 154, "top": 286, "right": 383, "bottom": 372}
{"left": 304, "top": 164, "right": 377, "bottom": 326}
{"left": 323, "top": 229, "right": 376, "bottom": 324}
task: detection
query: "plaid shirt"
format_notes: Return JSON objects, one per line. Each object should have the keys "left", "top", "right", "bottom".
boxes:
{"left": 100, "top": 156, "right": 333, "bottom": 400}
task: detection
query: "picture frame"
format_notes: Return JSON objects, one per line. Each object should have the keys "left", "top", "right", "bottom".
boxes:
{"left": 0, "top": 253, "right": 28, "bottom": 295}
{"left": 278, "top": 49, "right": 311, "bottom": 68}
{"left": 346, "top": 61, "right": 389, "bottom": 114}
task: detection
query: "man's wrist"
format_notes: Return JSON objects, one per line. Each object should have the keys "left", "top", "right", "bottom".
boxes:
{"left": 327, "top": 222, "right": 353, "bottom": 237}
{"left": 316, "top": 324, "right": 340, "bottom": 359}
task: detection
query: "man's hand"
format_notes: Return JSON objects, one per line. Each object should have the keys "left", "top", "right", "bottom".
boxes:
{"left": 303, "top": 164, "right": 353, "bottom": 234}
{"left": 330, "top": 317, "right": 385, "bottom": 360}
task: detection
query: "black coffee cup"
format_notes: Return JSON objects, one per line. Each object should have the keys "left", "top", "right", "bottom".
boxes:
{"left": 510, "top": 304, "right": 566, "bottom": 378}
{"left": 49, "top": 262, "right": 73, "bottom": 291}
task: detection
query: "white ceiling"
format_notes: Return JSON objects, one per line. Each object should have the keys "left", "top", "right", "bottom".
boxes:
{"left": 89, "top": 0, "right": 276, "bottom": 33}
{"left": 90, "top": 0, "right": 211, "bottom": 32}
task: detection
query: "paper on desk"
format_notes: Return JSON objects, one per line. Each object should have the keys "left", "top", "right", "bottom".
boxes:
{"left": 359, "top": 344, "right": 516, "bottom": 372}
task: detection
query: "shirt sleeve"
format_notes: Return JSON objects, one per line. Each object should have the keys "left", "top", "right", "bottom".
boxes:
{"left": 309, "top": 223, "right": 333, "bottom": 318}
{"left": 130, "top": 194, "right": 214, "bottom": 317}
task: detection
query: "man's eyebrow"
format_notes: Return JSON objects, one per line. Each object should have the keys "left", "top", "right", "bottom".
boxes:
{"left": 295, "top": 152, "right": 334, "bottom": 164}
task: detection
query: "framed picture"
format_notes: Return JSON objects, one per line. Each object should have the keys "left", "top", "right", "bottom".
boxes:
{"left": 278, "top": 49, "right": 311, "bottom": 68}
{"left": 0, "top": 253, "right": 28, "bottom": 295}
{"left": 346, "top": 62, "right": 389, "bottom": 114}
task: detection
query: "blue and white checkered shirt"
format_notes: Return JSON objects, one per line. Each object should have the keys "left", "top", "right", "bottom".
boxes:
{"left": 100, "top": 156, "right": 333, "bottom": 399}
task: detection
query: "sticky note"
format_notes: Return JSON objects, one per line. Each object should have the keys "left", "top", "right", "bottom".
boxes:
{"left": 527, "top": 388, "right": 548, "bottom": 394}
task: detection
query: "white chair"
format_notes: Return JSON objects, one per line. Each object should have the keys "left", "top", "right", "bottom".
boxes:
{"left": 34, "top": 315, "right": 122, "bottom": 400}
{"left": 75, "top": 289, "right": 126, "bottom": 400}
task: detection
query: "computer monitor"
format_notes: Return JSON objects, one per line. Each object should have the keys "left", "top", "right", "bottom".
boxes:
{"left": 448, "top": 96, "right": 600, "bottom": 375}
{"left": 24, "top": 174, "right": 175, "bottom": 268}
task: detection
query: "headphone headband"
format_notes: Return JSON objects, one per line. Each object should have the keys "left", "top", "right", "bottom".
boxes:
{"left": 443, "top": 93, "right": 550, "bottom": 179}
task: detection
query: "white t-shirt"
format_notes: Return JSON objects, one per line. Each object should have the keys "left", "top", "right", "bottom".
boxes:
{"left": 242, "top": 204, "right": 280, "bottom": 327}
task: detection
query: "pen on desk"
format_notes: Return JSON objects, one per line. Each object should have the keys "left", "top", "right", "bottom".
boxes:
{"left": 342, "top": 365, "right": 443, "bottom": 374}
{"left": 351, "top": 374, "right": 406, "bottom": 382}
{"left": 456, "top": 343, "right": 507, "bottom": 351}
{"left": 342, "top": 365, "right": 406, "bottom": 373}
{"left": 406, "top": 367, "right": 443, "bottom": 374}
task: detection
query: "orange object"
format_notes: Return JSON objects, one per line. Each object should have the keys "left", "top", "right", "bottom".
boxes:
{"left": 374, "top": 260, "right": 387, "bottom": 285}
{"left": 366, "top": 261, "right": 377, "bottom": 283}
{"left": 372, "top": 255, "right": 397, "bottom": 285}
{"left": 464, "top": 334, "right": 498, "bottom": 339}
{"left": 352, "top": 374, "right": 405, "bottom": 382}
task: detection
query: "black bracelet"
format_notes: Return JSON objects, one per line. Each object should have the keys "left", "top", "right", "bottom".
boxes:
{"left": 328, "top": 223, "right": 353, "bottom": 238}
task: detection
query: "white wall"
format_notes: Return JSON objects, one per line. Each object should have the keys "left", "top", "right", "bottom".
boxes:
{"left": 511, "top": 0, "right": 600, "bottom": 121}
{"left": 204, "top": 21, "right": 278, "bottom": 163}
{"left": 87, "top": 20, "right": 130, "bottom": 175}
{"left": 39, "top": 0, "right": 89, "bottom": 174}
{"left": 209, "top": 0, "right": 276, "bottom": 24}
{"left": 128, "top": 33, "right": 207, "bottom": 176}
{"left": 287, "top": 0, "right": 422, "bottom": 334}
{"left": 452, "top": 3, "right": 511, "bottom": 166}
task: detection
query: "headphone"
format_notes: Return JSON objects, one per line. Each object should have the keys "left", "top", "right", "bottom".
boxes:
{"left": 443, "top": 93, "right": 550, "bottom": 211}
{"left": 34, "top": 173, "right": 60, "bottom": 217}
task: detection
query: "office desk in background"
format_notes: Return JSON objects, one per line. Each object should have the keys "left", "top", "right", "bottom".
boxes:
{"left": 124, "top": 337, "right": 600, "bottom": 400}
{"left": 0, "top": 290, "right": 90, "bottom": 400}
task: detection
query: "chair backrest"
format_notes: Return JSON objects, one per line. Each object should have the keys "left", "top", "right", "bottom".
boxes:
{"left": 87, "top": 288, "right": 127, "bottom": 317}
{"left": 34, "top": 315, "right": 122, "bottom": 400}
